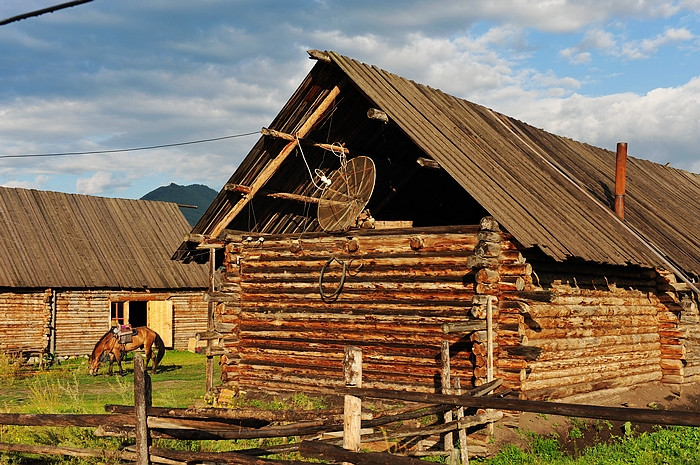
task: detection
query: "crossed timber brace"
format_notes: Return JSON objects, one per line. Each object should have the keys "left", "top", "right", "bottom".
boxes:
{"left": 207, "top": 81, "right": 345, "bottom": 240}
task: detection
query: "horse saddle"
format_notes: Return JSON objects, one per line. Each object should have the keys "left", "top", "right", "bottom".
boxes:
{"left": 113, "top": 325, "right": 136, "bottom": 344}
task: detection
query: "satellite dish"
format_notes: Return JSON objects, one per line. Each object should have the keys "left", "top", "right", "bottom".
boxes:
{"left": 318, "top": 156, "right": 376, "bottom": 232}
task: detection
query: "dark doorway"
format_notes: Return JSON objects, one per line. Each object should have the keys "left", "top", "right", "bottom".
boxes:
{"left": 128, "top": 301, "right": 147, "bottom": 327}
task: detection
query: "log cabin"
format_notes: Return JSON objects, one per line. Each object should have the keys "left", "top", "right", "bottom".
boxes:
{"left": 174, "top": 50, "right": 700, "bottom": 402}
{"left": 0, "top": 187, "right": 209, "bottom": 358}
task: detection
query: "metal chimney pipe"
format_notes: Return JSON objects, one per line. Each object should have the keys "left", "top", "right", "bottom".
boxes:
{"left": 614, "top": 142, "right": 628, "bottom": 220}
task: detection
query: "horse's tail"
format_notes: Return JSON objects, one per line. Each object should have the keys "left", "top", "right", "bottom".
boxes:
{"left": 154, "top": 332, "right": 166, "bottom": 366}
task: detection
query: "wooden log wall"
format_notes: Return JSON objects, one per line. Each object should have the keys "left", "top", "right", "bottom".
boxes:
{"left": 0, "top": 290, "right": 50, "bottom": 355}
{"left": 503, "top": 257, "right": 671, "bottom": 400}
{"left": 212, "top": 216, "right": 698, "bottom": 402}
{"left": 55, "top": 290, "right": 111, "bottom": 356}
{"left": 54, "top": 290, "right": 208, "bottom": 356}
{"left": 466, "top": 217, "right": 533, "bottom": 391}
{"left": 656, "top": 270, "right": 700, "bottom": 384}
{"left": 170, "top": 293, "right": 209, "bottom": 351}
{"left": 214, "top": 219, "right": 530, "bottom": 400}
{"left": 217, "top": 226, "right": 493, "bottom": 396}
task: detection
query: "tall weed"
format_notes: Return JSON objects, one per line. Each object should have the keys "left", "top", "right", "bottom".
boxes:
{"left": 0, "top": 352, "right": 23, "bottom": 385}
{"left": 28, "top": 374, "right": 87, "bottom": 413}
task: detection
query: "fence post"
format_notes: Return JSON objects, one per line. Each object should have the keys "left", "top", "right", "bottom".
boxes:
{"left": 134, "top": 354, "right": 152, "bottom": 465}
{"left": 454, "top": 377, "right": 469, "bottom": 465}
{"left": 441, "top": 340, "right": 458, "bottom": 464}
{"left": 343, "top": 346, "right": 362, "bottom": 453}
{"left": 206, "top": 248, "right": 216, "bottom": 395}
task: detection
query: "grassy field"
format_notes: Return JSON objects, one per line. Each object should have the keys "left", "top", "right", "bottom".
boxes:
{"left": 0, "top": 350, "right": 219, "bottom": 414}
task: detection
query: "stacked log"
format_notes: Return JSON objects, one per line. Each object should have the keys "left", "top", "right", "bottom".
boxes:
{"left": 464, "top": 217, "right": 536, "bottom": 392}
{"left": 0, "top": 290, "right": 49, "bottom": 355}
{"left": 217, "top": 241, "right": 243, "bottom": 398}
{"left": 217, "top": 226, "right": 481, "bottom": 396}
{"left": 213, "top": 217, "right": 695, "bottom": 402}
{"left": 53, "top": 290, "right": 208, "bottom": 356}
{"left": 467, "top": 217, "right": 501, "bottom": 386}
{"left": 657, "top": 270, "right": 700, "bottom": 384}
{"left": 169, "top": 293, "right": 209, "bottom": 351}
{"left": 513, "top": 259, "right": 665, "bottom": 399}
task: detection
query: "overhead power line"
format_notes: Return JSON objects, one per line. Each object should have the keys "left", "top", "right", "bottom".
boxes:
{"left": 0, "top": 131, "right": 260, "bottom": 159}
{"left": 0, "top": 0, "right": 94, "bottom": 27}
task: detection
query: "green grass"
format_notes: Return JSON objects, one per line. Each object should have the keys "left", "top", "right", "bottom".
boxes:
{"left": 0, "top": 351, "right": 330, "bottom": 464}
{"left": 472, "top": 425, "right": 700, "bottom": 465}
{"left": 0, "top": 350, "right": 220, "bottom": 413}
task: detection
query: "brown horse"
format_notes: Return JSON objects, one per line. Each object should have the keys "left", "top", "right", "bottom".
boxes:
{"left": 88, "top": 326, "right": 165, "bottom": 376}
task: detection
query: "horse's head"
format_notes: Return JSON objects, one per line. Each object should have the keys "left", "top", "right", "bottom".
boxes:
{"left": 88, "top": 351, "right": 101, "bottom": 376}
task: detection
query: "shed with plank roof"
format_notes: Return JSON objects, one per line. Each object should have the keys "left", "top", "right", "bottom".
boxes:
{"left": 0, "top": 187, "right": 209, "bottom": 358}
{"left": 175, "top": 50, "right": 700, "bottom": 401}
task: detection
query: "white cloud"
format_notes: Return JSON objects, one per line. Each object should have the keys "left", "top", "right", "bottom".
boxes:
{"left": 619, "top": 27, "right": 695, "bottom": 59}
{"left": 76, "top": 171, "right": 124, "bottom": 194}
{"left": 0, "top": 174, "right": 50, "bottom": 189}
{"left": 1, "top": 0, "right": 699, "bottom": 202}
{"left": 515, "top": 76, "right": 700, "bottom": 171}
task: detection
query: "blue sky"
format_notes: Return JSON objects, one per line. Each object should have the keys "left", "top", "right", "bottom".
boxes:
{"left": 1, "top": 0, "right": 699, "bottom": 199}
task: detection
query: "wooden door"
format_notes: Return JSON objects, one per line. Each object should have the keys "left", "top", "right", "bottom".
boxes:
{"left": 147, "top": 300, "right": 173, "bottom": 348}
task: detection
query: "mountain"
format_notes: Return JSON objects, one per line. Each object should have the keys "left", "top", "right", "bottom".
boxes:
{"left": 141, "top": 183, "right": 217, "bottom": 226}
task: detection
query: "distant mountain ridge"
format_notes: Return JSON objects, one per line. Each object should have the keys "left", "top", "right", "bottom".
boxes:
{"left": 141, "top": 183, "right": 217, "bottom": 226}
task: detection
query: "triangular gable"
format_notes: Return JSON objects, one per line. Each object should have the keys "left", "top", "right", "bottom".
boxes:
{"left": 176, "top": 50, "right": 699, "bottom": 284}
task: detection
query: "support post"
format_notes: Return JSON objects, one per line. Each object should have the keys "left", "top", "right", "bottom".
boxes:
{"left": 206, "top": 248, "right": 216, "bottom": 395}
{"left": 486, "top": 297, "right": 495, "bottom": 384}
{"left": 441, "top": 340, "right": 458, "bottom": 464}
{"left": 486, "top": 296, "right": 496, "bottom": 437}
{"left": 134, "top": 354, "right": 152, "bottom": 465}
{"left": 454, "top": 377, "right": 469, "bottom": 465}
{"left": 343, "top": 346, "right": 362, "bottom": 453}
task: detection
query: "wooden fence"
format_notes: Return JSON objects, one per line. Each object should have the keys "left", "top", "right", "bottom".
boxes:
{"left": 3, "top": 350, "right": 700, "bottom": 464}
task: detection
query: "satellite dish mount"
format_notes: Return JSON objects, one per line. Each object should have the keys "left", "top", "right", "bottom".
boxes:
{"left": 317, "top": 156, "right": 376, "bottom": 232}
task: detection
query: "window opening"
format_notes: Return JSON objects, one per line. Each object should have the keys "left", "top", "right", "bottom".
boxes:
{"left": 110, "top": 302, "right": 125, "bottom": 326}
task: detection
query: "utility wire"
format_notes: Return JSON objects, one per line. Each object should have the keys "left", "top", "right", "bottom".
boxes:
{"left": 0, "top": 0, "right": 94, "bottom": 26}
{"left": 0, "top": 131, "right": 260, "bottom": 159}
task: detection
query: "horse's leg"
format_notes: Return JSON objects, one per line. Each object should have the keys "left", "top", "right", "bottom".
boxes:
{"left": 107, "top": 352, "right": 115, "bottom": 376}
{"left": 152, "top": 347, "right": 158, "bottom": 373}
{"left": 145, "top": 342, "right": 158, "bottom": 373}
{"left": 150, "top": 343, "right": 158, "bottom": 374}
{"left": 144, "top": 343, "right": 152, "bottom": 371}
{"left": 113, "top": 348, "right": 124, "bottom": 376}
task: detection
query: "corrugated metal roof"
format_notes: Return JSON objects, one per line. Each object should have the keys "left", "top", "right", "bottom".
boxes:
{"left": 176, "top": 51, "right": 699, "bottom": 279}
{"left": 0, "top": 187, "right": 208, "bottom": 289}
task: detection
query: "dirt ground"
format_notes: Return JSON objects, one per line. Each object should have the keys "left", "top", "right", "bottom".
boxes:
{"left": 488, "top": 381, "right": 700, "bottom": 457}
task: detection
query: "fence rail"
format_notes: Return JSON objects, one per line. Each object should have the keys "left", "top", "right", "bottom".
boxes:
{"left": 2, "top": 350, "right": 700, "bottom": 464}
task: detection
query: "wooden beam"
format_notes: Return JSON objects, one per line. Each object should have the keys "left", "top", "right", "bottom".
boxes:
{"left": 261, "top": 127, "right": 350, "bottom": 154}
{"left": 337, "top": 387, "right": 700, "bottom": 427}
{"left": 417, "top": 157, "right": 442, "bottom": 170}
{"left": 307, "top": 49, "right": 332, "bottom": 63}
{"left": 0, "top": 413, "right": 134, "bottom": 427}
{"left": 442, "top": 320, "right": 487, "bottom": 334}
{"left": 266, "top": 191, "right": 320, "bottom": 204}
{"left": 299, "top": 441, "right": 426, "bottom": 465}
{"left": 367, "top": 108, "right": 388, "bottom": 123}
{"left": 133, "top": 355, "right": 152, "bottom": 465}
{"left": 209, "top": 82, "right": 343, "bottom": 239}
{"left": 183, "top": 233, "right": 205, "bottom": 243}
{"left": 225, "top": 183, "right": 320, "bottom": 204}
{"left": 0, "top": 442, "right": 136, "bottom": 463}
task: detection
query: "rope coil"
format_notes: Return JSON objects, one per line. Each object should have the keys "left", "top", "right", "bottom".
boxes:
{"left": 319, "top": 256, "right": 347, "bottom": 303}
